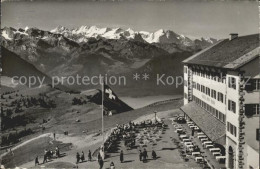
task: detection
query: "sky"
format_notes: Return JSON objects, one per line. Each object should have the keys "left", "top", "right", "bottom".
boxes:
{"left": 2, "top": 0, "right": 259, "bottom": 39}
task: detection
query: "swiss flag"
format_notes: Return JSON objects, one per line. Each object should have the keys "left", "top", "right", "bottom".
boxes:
{"left": 90, "top": 84, "right": 133, "bottom": 114}
{"left": 104, "top": 84, "right": 117, "bottom": 100}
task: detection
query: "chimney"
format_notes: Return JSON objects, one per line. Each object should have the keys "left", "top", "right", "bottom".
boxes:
{"left": 230, "top": 33, "right": 238, "bottom": 40}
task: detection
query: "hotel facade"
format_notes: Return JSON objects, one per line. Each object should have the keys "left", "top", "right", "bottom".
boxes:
{"left": 181, "top": 34, "right": 259, "bottom": 169}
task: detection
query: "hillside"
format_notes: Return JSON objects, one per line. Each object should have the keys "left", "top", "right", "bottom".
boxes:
{"left": 1, "top": 47, "right": 52, "bottom": 87}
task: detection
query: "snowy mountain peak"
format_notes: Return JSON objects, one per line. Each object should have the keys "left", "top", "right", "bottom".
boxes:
{"left": 2, "top": 25, "right": 217, "bottom": 49}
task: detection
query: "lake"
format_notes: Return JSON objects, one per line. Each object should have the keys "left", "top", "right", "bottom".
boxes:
{"left": 2, "top": 0, "right": 258, "bottom": 39}
{"left": 121, "top": 95, "right": 182, "bottom": 109}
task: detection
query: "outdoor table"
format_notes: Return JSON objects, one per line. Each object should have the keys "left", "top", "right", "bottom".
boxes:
{"left": 186, "top": 145, "right": 194, "bottom": 151}
{"left": 184, "top": 142, "right": 193, "bottom": 146}
{"left": 195, "top": 157, "right": 203, "bottom": 162}
{"left": 209, "top": 148, "right": 221, "bottom": 152}
{"left": 192, "top": 152, "right": 201, "bottom": 156}
{"left": 213, "top": 152, "right": 221, "bottom": 156}
{"left": 180, "top": 135, "right": 187, "bottom": 138}
{"left": 187, "top": 124, "right": 194, "bottom": 127}
{"left": 182, "top": 139, "right": 190, "bottom": 142}
{"left": 202, "top": 141, "right": 212, "bottom": 146}
{"left": 216, "top": 156, "right": 226, "bottom": 161}
{"left": 176, "top": 129, "right": 183, "bottom": 132}
{"left": 206, "top": 144, "right": 214, "bottom": 149}
{"left": 198, "top": 135, "right": 207, "bottom": 139}
{"left": 201, "top": 138, "right": 208, "bottom": 142}
{"left": 194, "top": 127, "right": 200, "bottom": 130}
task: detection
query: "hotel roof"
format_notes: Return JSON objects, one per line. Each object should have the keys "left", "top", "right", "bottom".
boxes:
{"left": 183, "top": 34, "right": 259, "bottom": 70}
{"left": 180, "top": 102, "right": 226, "bottom": 144}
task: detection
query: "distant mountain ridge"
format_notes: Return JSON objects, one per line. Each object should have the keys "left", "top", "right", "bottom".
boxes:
{"left": 50, "top": 25, "right": 218, "bottom": 48}
{"left": 1, "top": 26, "right": 217, "bottom": 94}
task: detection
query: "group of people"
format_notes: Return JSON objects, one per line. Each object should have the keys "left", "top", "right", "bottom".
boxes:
{"left": 139, "top": 149, "right": 157, "bottom": 162}
{"left": 104, "top": 122, "right": 137, "bottom": 152}
{"left": 35, "top": 147, "right": 60, "bottom": 166}
{"left": 76, "top": 150, "right": 92, "bottom": 164}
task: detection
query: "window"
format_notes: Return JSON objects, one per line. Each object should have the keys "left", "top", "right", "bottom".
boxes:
{"left": 184, "top": 67, "right": 187, "bottom": 74}
{"left": 206, "top": 72, "right": 210, "bottom": 79}
{"left": 228, "top": 100, "right": 236, "bottom": 113}
{"left": 211, "top": 89, "right": 216, "bottom": 99}
{"left": 206, "top": 87, "right": 210, "bottom": 96}
{"left": 218, "top": 92, "right": 224, "bottom": 103}
{"left": 218, "top": 112, "right": 225, "bottom": 123}
{"left": 245, "top": 79, "right": 260, "bottom": 91}
{"left": 228, "top": 77, "right": 236, "bottom": 90}
{"left": 201, "top": 85, "right": 205, "bottom": 93}
{"left": 257, "top": 129, "right": 260, "bottom": 141}
{"left": 197, "top": 84, "right": 200, "bottom": 91}
{"left": 253, "top": 104, "right": 260, "bottom": 115}
{"left": 184, "top": 93, "right": 188, "bottom": 99}
{"left": 215, "top": 110, "right": 219, "bottom": 118}
{"left": 193, "top": 82, "right": 196, "bottom": 89}
{"left": 212, "top": 74, "right": 217, "bottom": 81}
{"left": 245, "top": 104, "right": 260, "bottom": 116}
{"left": 254, "top": 79, "right": 260, "bottom": 90}
{"left": 223, "top": 114, "right": 226, "bottom": 123}
{"left": 227, "top": 122, "right": 237, "bottom": 137}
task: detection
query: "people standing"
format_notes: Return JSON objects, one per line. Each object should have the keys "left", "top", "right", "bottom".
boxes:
{"left": 120, "top": 150, "right": 124, "bottom": 163}
{"left": 43, "top": 149, "right": 48, "bottom": 164}
{"left": 76, "top": 152, "right": 80, "bottom": 164}
{"left": 143, "top": 148, "right": 148, "bottom": 162}
{"left": 152, "top": 150, "right": 157, "bottom": 160}
{"left": 55, "top": 147, "right": 60, "bottom": 158}
{"left": 88, "top": 150, "right": 92, "bottom": 161}
{"left": 98, "top": 153, "right": 104, "bottom": 169}
{"left": 139, "top": 150, "right": 143, "bottom": 161}
{"left": 81, "top": 151, "right": 85, "bottom": 162}
{"left": 35, "top": 156, "right": 39, "bottom": 166}
{"left": 53, "top": 132, "right": 56, "bottom": 140}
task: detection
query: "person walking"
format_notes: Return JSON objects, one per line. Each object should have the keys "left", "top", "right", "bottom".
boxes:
{"left": 35, "top": 156, "right": 39, "bottom": 166}
{"left": 152, "top": 150, "right": 157, "bottom": 160}
{"left": 76, "top": 152, "right": 80, "bottom": 164}
{"left": 139, "top": 150, "right": 143, "bottom": 161}
{"left": 43, "top": 149, "right": 48, "bottom": 164}
{"left": 88, "top": 150, "right": 92, "bottom": 161}
{"left": 81, "top": 151, "right": 85, "bottom": 162}
{"left": 143, "top": 148, "right": 148, "bottom": 162}
{"left": 55, "top": 147, "right": 60, "bottom": 158}
{"left": 98, "top": 154, "right": 104, "bottom": 169}
{"left": 120, "top": 150, "right": 124, "bottom": 163}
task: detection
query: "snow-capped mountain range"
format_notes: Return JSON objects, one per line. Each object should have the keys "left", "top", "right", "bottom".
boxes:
{"left": 1, "top": 25, "right": 217, "bottom": 92}
{"left": 50, "top": 25, "right": 217, "bottom": 46}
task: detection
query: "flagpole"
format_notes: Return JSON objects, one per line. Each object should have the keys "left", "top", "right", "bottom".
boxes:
{"left": 101, "top": 78, "right": 104, "bottom": 148}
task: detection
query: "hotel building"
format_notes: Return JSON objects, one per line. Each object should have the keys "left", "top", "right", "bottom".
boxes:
{"left": 181, "top": 34, "right": 259, "bottom": 169}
